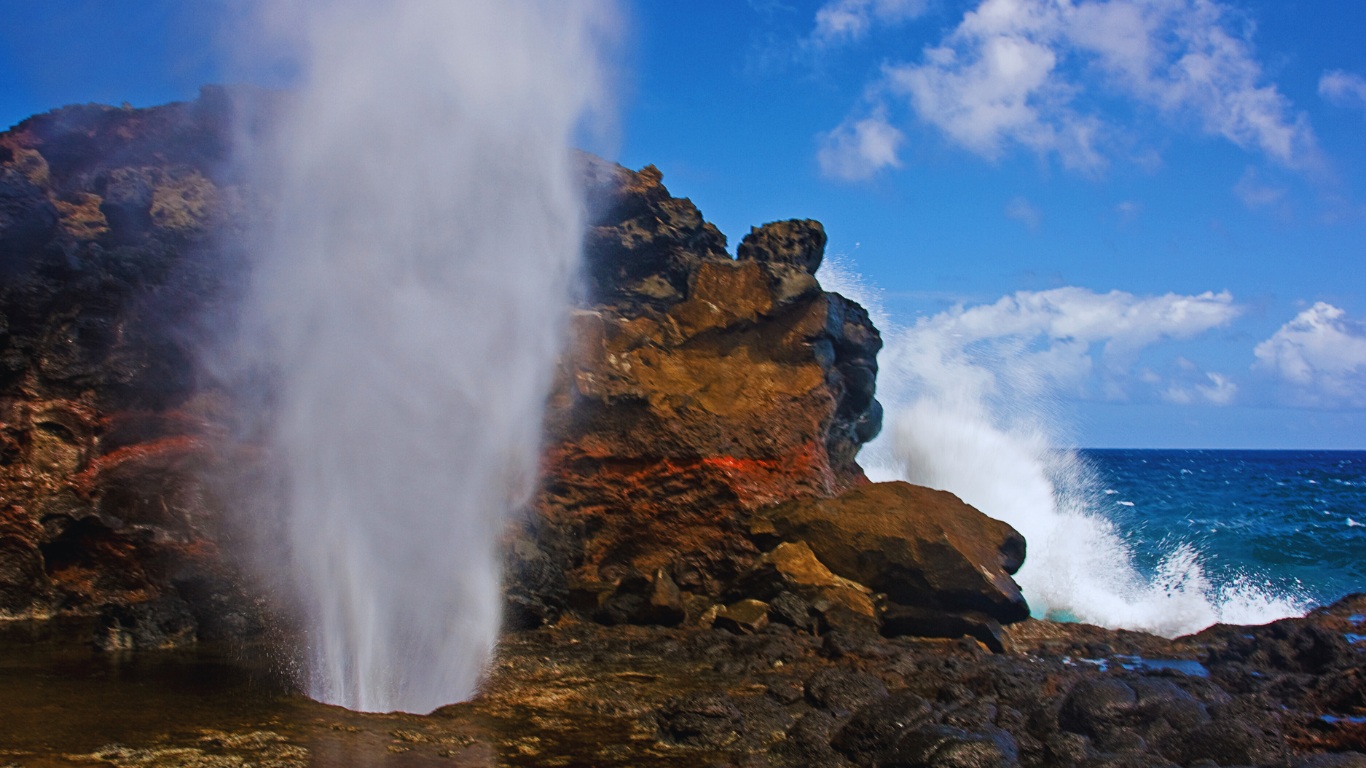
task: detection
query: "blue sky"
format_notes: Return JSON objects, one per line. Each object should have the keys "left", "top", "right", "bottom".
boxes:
{"left": 3, "top": 0, "right": 1365, "bottom": 448}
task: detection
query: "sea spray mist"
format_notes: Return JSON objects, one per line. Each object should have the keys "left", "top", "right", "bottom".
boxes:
{"left": 818, "top": 257, "right": 1306, "bottom": 637}
{"left": 231, "top": 0, "right": 611, "bottom": 714}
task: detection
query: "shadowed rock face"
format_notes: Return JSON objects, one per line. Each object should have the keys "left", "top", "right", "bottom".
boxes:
{"left": 0, "top": 90, "right": 254, "bottom": 633}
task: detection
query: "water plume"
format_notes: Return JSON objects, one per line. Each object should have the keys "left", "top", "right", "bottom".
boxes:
{"left": 233, "top": 0, "right": 611, "bottom": 714}
{"left": 818, "top": 258, "right": 1307, "bottom": 637}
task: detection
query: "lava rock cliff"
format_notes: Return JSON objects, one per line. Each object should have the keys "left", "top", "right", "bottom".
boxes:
{"left": 0, "top": 90, "right": 1025, "bottom": 651}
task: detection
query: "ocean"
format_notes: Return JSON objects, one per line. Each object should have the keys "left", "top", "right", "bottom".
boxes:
{"left": 1082, "top": 449, "right": 1366, "bottom": 619}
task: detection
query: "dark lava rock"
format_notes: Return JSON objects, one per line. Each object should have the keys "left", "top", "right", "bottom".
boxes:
{"left": 94, "top": 595, "right": 197, "bottom": 650}
{"left": 832, "top": 690, "right": 934, "bottom": 764}
{"left": 1207, "top": 618, "right": 1354, "bottom": 674}
{"left": 1059, "top": 678, "right": 1139, "bottom": 738}
{"left": 0, "top": 166, "right": 57, "bottom": 273}
{"left": 736, "top": 219, "right": 827, "bottom": 275}
{"left": 1156, "top": 717, "right": 1285, "bottom": 766}
{"left": 658, "top": 692, "right": 745, "bottom": 748}
{"left": 503, "top": 535, "right": 569, "bottom": 629}
{"left": 885, "top": 723, "right": 1020, "bottom": 768}
{"left": 770, "top": 591, "right": 819, "bottom": 633}
{"left": 772, "top": 710, "right": 851, "bottom": 767}
{"left": 1294, "top": 753, "right": 1366, "bottom": 768}
{"left": 592, "top": 568, "right": 686, "bottom": 628}
{"left": 804, "top": 667, "right": 890, "bottom": 716}
{"left": 882, "top": 604, "right": 1010, "bottom": 653}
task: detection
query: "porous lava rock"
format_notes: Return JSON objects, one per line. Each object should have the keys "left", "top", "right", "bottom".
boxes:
{"left": 755, "top": 480, "right": 1029, "bottom": 650}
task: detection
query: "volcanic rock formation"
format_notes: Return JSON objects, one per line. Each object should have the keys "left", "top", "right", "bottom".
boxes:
{"left": 0, "top": 90, "right": 1028, "bottom": 651}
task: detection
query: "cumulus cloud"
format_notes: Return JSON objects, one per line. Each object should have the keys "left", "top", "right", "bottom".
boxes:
{"left": 1319, "top": 69, "right": 1366, "bottom": 112}
{"left": 817, "top": 110, "right": 905, "bottom": 180}
{"left": 813, "top": 0, "right": 929, "bottom": 44}
{"left": 826, "top": 0, "right": 1317, "bottom": 174}
{"left": 1254, "top": 302, "right": 1366, "bottom": 406}
{"left": 878, "top": 287, "right": 1243, "bottom": 407}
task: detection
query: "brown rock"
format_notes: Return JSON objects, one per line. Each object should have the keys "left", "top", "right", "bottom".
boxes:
{"left": 647, "top": 568, "right": 686, "bottom": 626}
{"left": 714, "top": 599, "right": 770, "bottom": 635}
{"left": 756, "top": 481, "right": 1029, "bottom": 644}
{"left": 738, "top": 541, "right": 877, "bottom": 628}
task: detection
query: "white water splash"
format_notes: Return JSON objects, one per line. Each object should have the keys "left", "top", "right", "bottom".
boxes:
{"left": 234, "top": 0, "right": 611, "bottom": 713}
{"left": 819, "top": 256, "right": 1308, "bottom": 637}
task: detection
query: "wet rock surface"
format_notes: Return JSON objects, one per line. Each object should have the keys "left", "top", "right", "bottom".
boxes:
{"left": 2, "top": 597, "right": 1363, "bottom": 766}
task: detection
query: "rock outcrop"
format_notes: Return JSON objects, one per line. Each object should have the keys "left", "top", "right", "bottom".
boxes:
{"left": 0, "top": 90, "right": 252, "bottom": 635}
{"left": 753, "top": 481, "right": 1029, "bottom": 650}
{"left": 517, "top": 160, "right": 885, "bottom": 626}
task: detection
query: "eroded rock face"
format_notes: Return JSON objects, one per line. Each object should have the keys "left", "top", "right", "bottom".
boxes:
{"left": 529, "top": 160, "right": 884, "bottom": 622}
{"left": 755, "top": 481, "right": 1029, "bottom": 650}
{"left": 0, "top": 91, "right": 253, "bottom": 633}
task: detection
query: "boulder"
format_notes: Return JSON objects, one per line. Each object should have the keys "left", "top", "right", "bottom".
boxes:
{"left": 736, "top": 540, "right": 877, "bottom": 631}
{"left": 755, "top": 481, "right": 1028, "bottom": 647}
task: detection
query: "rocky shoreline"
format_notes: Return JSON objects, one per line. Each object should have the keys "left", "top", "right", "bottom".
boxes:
{"left": 0, "top": 91, "right": 1362, "bottom": 766}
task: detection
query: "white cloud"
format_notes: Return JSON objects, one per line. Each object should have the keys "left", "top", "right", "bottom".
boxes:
{"left": 829, "top": 0, "right": 1317, "bottom": 173}
{"left": 1319, "top": 69, "right": 1366, "bottom": 112}
{"left": 817, "top": 110, "right": 905, "bottom": 180}
{"left": 1164, "top": 371, "right": 1237, "bottom": 405}
{"left": 878, "top": 287, "right": 1243, "bottom": 407}
{"left": 1115, "top": 200, "right": 1142, "bottom": 220}
{"left": 813, "top": 0, "right": 929, "bottom": 44}
{"left": 1254, "top": 302, "right": 1366, "bottom": 406}
{"left": 1005, "top": 195, "right": 1042, "bottom": 229}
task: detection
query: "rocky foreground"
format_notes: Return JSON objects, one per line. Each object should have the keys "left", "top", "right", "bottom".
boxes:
{"left": 0, "top": 91, "right": 1362, "bottom": 766}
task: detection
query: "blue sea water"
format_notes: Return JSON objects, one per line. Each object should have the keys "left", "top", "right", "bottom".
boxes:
{"left": 1081, "top": 449, "right": 1366, "bottom": 613}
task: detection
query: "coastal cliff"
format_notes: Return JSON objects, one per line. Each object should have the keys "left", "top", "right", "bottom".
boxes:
{"left": 0, "top": 93, "right": 1362, "bottom": 766}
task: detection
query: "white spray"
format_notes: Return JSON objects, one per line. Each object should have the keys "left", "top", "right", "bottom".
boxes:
{"left": 236, "top": 0, "right": 610, "bottom": 713}
{"left": 819, "top": 258, "right": 1307, "bottom": 637}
